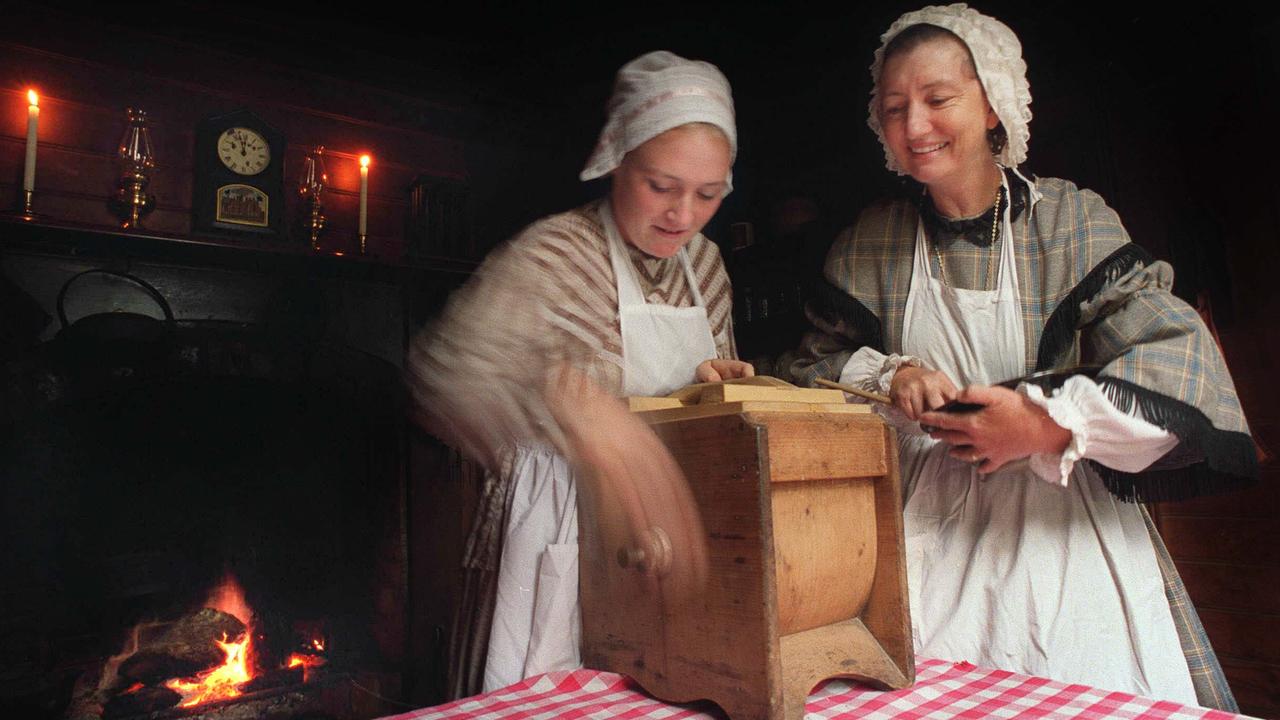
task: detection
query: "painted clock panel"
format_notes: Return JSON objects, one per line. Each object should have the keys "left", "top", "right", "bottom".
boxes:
{"left": 215, "top": 184, "right": 270, "bottom": 227}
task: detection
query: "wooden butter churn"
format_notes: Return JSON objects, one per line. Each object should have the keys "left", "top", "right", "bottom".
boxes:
{"left": 579, "top": 379, "right": 914, "bottom": 720}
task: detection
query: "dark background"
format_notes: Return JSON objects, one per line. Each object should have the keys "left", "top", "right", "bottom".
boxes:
{"left": 12, "top": 0, "right": 1280, "bottom": 323}
{"left": 44, "top": 0, "right": 1274, "bottom": 320}
{"left": 14, "top": 1, "right": 1277, "bottom": 272}
{"left": 4, "top": 1, "right": 1279, "bottom": 716}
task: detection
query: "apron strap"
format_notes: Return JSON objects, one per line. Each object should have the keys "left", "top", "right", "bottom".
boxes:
{"left": 678, "top": 250, "right": 706, "bottom": 308}
{"left": 994, "top": 171, "right": 1019, "bottom": 295}
{"left": 602, "top": 199, "right": 706, "bottom": 309}
{"left": 601, "top": 200, "right": 646, "bottom": 308}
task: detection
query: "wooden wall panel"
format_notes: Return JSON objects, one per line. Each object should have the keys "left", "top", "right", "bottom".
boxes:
{"left": 1178, "top": 562, "right": 1280, "bottom": 615}
{"left": 1159, "top": 517, "right": 1280, "bottom": 565}
{"left": 1157, "top": 319, "right": 1280, "bottom": 719}
{"left": 1220, "top": 659, "right": 1280, "bottom": 716}
{"left": 1198, "top": 609, "right": 1280, "bottom": 665}
{"left": 0, "top": 39, "right": 465, "bottom": 259}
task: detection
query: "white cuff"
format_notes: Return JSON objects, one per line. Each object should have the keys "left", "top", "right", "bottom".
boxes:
{"left": 839, "top": 350, "right": 924, "bottom": 433}
{"left": 838, "top": 349, "right": 921, "bottom": 392}
{"left": 1021, "top": 384, "right": 1087, "bottom": 486}
{"left": 876, "top": 354, "right": 924, "bottom": 395}
{"left": 1020, "top": 375, "right": 1179, "bottom": 486}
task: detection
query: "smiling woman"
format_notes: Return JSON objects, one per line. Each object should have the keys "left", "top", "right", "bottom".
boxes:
{"left": 876, "top": 31, "right": 1001, "bottom": 214}
{"left": 790, "top": 3, "right": 1255, "bottom": 712}
{"left": 407, "top": 50, "right": 752, "bottom": 696}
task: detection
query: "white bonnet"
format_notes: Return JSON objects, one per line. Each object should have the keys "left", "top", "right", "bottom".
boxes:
{"left": 868, "top": 3, "right": 1032, "bottom": 173}
{"left": 580, "top": 50, "right": 737, "bottom": 190}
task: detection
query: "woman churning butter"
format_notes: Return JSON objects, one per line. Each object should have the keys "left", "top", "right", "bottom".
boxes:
{"left": 408, "top": 50, "right": 752, "bottom": 693}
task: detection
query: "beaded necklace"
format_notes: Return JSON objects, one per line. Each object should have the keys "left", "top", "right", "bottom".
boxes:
{"left": 933, "top": 187, "right": 1002, "bottom": 288}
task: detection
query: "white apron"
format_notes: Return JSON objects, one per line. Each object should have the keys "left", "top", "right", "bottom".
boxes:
{"left": 482, "top": 201, "right": 716, "bottom": 692}
{"left": 899, "top": 174, "right": 1197, "bottom": 703}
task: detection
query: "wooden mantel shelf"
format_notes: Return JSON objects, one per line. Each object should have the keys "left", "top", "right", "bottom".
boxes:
{"left": 0, "top": 214, "right": 476, "bottom": 286}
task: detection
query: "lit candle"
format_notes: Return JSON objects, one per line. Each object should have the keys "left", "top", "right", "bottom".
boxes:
{"left": 24, "top": 89, "right": 38, "bottom": 193}
{"left": 358, "top": 155, "right": 370, "bottom": 237}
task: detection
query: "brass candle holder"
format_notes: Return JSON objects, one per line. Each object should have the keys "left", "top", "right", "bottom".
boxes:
{"left": 20, "top": 189, "right": 38, "bottom": 221}
{"left": 110, "top": 107, "right": 156, "bottom": 230}
{"left": 299, "top": 146, "right": 328, "bottom": 251}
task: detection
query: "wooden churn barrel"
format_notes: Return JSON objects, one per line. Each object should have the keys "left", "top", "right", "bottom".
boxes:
{"left": 578, "top": 377, "right": 916, "bottom": 720}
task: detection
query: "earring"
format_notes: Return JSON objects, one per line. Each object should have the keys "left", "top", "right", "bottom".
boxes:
{"left": 987, "top": 125, "right": 1008, "bottom": 156}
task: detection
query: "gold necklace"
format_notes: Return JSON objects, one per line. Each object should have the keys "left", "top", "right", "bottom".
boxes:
{"left": 934, "top": 187, "right": 1002, "bottom": 288}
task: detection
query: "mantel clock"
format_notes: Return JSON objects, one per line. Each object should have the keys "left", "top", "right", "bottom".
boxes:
{"left": 194, "top": 110, "right": 285, "bottom": 239}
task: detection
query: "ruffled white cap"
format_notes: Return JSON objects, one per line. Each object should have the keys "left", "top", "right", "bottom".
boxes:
{"left": 580, "top": 50, "right": 737, "bottom": 191}
{"left": 868, "top": 3, "right": 1032, "bottom": 174}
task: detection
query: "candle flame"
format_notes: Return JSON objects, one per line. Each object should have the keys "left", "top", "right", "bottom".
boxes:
{"left": 359, "top": 155, "right": 370, "bottom": 168}
{"left": 27, "top": 90, "right": 38, "bottom": 107}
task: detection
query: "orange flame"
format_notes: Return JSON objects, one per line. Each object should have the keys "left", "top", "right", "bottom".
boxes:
{"left": 165, "top": 632, "right": 251, "bottom": 707}
{"left": 285, "top": 634, "right": 328, "bottom": 681}
{"left": 286, "top": 653, "right": 326, "bottom": 669}
{"left": 161, "top": 575, "right": 258, "bottom": 707}
{"left": 27, "top": 90, "right": 38, "bottom": 107}
{"left": 206, "top": 574, "right": 252, "bottom": 626}
{"left": 359, "top": 155, "right": 370, "bottom": 169}
{"left": 285, "top": 652, "right": 326, "bottom": 682}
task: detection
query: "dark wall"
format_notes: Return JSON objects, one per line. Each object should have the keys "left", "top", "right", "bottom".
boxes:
{"left": 4, "top": 2, "right": 1278, "bottom": 715}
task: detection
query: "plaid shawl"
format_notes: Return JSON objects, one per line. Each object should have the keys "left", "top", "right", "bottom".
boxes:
{"left": 792, "top": 176, "right": 1255, "bottom": 502}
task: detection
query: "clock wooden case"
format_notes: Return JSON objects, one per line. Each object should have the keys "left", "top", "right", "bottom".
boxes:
{"left": 194, "top": 109, "right": 286, "bottom": 240}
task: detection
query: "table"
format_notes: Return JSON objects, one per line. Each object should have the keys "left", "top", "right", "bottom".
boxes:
{"left": 383, "top": 657, "right": 1252, "bottom": 720}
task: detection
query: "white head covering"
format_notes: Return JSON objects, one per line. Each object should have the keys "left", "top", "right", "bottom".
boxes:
{"left": 868, "top": 3, "right": 1032, "bottom": 174}
{"left": 580, "top": 50, "right": 737, "bottom": 191}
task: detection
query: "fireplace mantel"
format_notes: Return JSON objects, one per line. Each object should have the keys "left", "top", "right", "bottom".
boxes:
{"left": 0, "top": 216, "right": 475, "bottom": 288}
{"left": 0, "top": 216, "right": 473, "bottom": 369}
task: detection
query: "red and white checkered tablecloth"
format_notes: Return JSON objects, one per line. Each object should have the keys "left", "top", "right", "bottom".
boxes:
{"left": 382, "top": 657, "right": 1253, "bottom": 720}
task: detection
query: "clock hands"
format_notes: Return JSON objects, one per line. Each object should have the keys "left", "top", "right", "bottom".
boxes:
{"left": 217, "top": 128, "right": 268, "bottom": 174}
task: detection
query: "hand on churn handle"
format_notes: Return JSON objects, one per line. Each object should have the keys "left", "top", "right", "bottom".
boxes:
{"left": 547, "top": 365, "right": 709, "bottom": 606}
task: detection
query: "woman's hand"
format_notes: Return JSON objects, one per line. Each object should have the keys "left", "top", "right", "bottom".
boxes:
{"left": 889, "top": 365, "right": 959, "bottom": 420}
{"left": 918, "top": 385, "right": 1072, "bottom": 473}
{"left": 547, "top": 366, "right": 708, "bottom": 605}
{"left": 695, "top": 358, "right": 756, "bottom": 383}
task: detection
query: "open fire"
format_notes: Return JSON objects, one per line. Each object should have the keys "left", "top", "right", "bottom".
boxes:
{"left": 73, "top": 574, "right": 330, "bottom": 718}
{"left": 163, "top": 632, "right": 252, "bottom": 707}
{"left": 159, "top": 574, "right": 257, "bottom": 707}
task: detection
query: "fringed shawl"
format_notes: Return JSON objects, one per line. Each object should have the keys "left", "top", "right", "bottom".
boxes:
{"left": 792, "top": 177, "right": 1255, "bottom": 502}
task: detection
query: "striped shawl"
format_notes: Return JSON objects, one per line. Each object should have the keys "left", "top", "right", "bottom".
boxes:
{"left": 408, "top": 199, "right": 735, "bottom": 470}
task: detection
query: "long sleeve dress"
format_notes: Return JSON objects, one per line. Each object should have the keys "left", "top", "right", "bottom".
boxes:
{"left": 789, "top": 173, "right": 1254, "bottom": 709}
{"left": 407, "top": 199, "right": 737, "bottom": 695}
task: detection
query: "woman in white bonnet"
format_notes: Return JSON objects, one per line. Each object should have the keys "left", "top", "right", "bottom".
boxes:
{"left": 408, "top": 50, "right": 752, "bottom": 694}
{"left": 792, "top": 3, "right": 1253, "bottom": 709}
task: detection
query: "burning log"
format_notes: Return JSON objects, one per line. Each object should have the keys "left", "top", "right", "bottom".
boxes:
{"left": 65, "top": 576, "right": 338, "bottom": 719}
{"left": 101, "top": 685, "right": 182, "bottom": 718}
{"left": 119, "top": 609, "right": 246, "bottom": 684}
{"left": 239, "top": 665, "right": 304, "bottom": 694}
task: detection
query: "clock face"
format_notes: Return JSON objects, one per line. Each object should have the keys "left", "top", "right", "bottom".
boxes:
{"left": 217, "top": 127, "right": 271, "bottom": 176}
